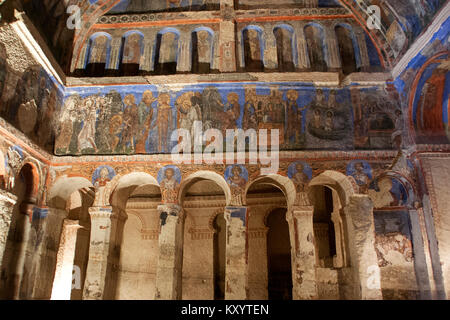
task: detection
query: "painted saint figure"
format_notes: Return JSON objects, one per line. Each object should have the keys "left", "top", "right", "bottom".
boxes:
{"left": 77, "top": 97, "right": 98, "bottom": 153}
{"left": 160, "top": 167, "right": 180, "bottom": 203}
{"left": 226, "top": 165, "right": 247, "bottom": 206}
{"left": 156, "top": 93, "right": 173, "bottom": 153}
{"left": 121, "top": 94, "right": 139, "bottom": 152}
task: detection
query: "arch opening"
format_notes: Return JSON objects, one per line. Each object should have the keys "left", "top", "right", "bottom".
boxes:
{"left": 304, "top": 24, "right": 327, "bottom": 72}
{"left": 242, "top": 27, "right": 264, "bottom": 72}
{"left": 180, "top": 178, "right": 226, "bottom": 300}
{"left": 273, "top": 26, "right": 296, "bottom": 72}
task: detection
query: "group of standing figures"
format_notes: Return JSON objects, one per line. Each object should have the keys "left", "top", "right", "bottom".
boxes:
{"left": 55, "top": 85, "right": 353, "bottom": 155}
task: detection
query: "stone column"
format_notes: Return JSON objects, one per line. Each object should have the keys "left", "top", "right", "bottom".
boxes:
{"left": 154, "top": 204, "right": 184, "bottom": 300}
{"left": 51, "top": 219, "right": 82, "bottom": 300}
{"left": 141, "top": 37, "right": 155, "bottom": 72}
{"left": 295, "top": 23, "right": 309, "bottom": 71}
{"left": 324, "top": 24, "right": 341, "bottom": 71}
{"left": 219, "top": 21, "right": 237, "bottom": 72}
{"left": 219, "top": 0, "right": 236, "bottom": 72}
{"left": 82, "top": 206, "right": 114, "bottom": 300}
{"left": 177, "top": 32, "right": 192, "bottom": 73}
{"left": 331, "top": 209, "right": 345, "bottom": 268}
{"left": 263, "top": 25, "right": 277, "bottom": 70}
{"left": 10, "top": 201, "right": 33, "bottom": 300}
{"left": 0, "top": 190, "right": 17, "bottom": 268}
{"left": 355, "top": 29, "right": 370, "bottom": 72}
{"left": 224, "top": 206, "right": 248, "bottom": 300}
{"left": 408, "top": 208, "right": 432, "bottom": 300}
{"left": 288, "top": 205, "right": 318, "bottom": 300}
{"left": 108, "top": 37, "right": 122, "bottom": 71}
{"left": 344, "top": 194, "right": 382, "bottom": 300}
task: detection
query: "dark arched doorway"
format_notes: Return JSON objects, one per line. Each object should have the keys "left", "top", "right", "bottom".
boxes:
{"left": 267, "top": 208, "right": 292, "bottom": 300}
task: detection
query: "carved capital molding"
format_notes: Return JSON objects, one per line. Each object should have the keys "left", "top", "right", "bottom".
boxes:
{"left": 140, "top": 228, "right": 159, "bottom": 240}
{"left": 188, "top": 227, "right": 215, "bottom": 240}
{"left": 88, "top": 206, "right": 113, "bottom": 219}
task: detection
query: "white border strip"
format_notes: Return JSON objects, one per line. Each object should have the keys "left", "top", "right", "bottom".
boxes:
{"left": 10, "top": 10, "right": 65, "bottom": 85}
{"left": 392, "top": 2, "right": 450, "bottom": 79}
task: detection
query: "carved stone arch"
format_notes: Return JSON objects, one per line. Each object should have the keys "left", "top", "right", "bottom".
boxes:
{"left": 263, "top": 204, "right": 288, "bottom": 228}
{"left": 178, "top": 170, "right": 231, "bottom": 206}
{"left": 71, "top": 0, "right": 124, "bottom": 72}
{"left": 244, "top": 174, "right": 295, "bottom": 212}
{"left": 309, "top": 170, "right": 358, "bottom": 207}
{"left": 19, "top": 157, "right": 43, "bottom": 200}
{"left": 47, "top": 175, "right": 95, "bottom": 211}
{"left": 108, "top": 172, "right": 160, "bottom": 211}
{"left": 208, "top": 207, "right": 226, "bottom": 233}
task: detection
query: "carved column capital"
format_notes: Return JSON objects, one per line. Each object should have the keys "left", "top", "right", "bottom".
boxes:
{"left": 88, "top": 206, "right": 113, "bottom": 219}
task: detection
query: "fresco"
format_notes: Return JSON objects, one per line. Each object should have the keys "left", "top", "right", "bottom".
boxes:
{"left": 355, "top": 0, "right": 447, "bottom": 59}
{"left": 225, "top": 164, "right": 248, "bottom": 205}
{"left": 58, "top": 83, "right": 400, "bottom": 156}
{"left": 287, "top": 161, "right": 312, "bottom": 193}
{"left": 374, "top": 209, "right": 413, "bottom": 267}
{"left": 412, "top": 55, "right": 450, "bottom": 144}
{"left": 0, "top": 66, "right": 64, "bottom": 153}
{"left": 158, "top": 165, "right": 182, "bottom": 203}
{"left": 108, "top": 0, "right": 220, "bottom": 14}
{"left": 92, "top": 165, "right": 116, "bottom": 187}
{"left": 238, "top": 0, "right": 341, "bottom": 9}
{"left": 368, "top": 176, "right": 408, "bottom": 208}
{"left": 346, "top": 160, "right": 373, "bottom": 193}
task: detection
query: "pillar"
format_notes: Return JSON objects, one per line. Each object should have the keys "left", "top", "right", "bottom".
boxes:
{"left": 355, "top": 29, "right": 370, "bottom": 72}
{"left": 263, "top": 25, "right": 278, "bottom": 70}
{"left": 224, "top": 206, "right": 248, "bottom": 300}
{"left": 0, "top": 189, "right": 17, "bottom": 268}
{"left": 219, "top": 0, "right": 236, "bottom": 72}
{"left": 331, "top": 209, "right": 346, "bottom": 268}
{"left": 408, "top": 208, "right": 432, "bottom": 300}
{"left": 288, "top": 205, "right": 318, "bottom": 300}
{"left": 154, "top": 204, "right": 184, "bottom": 300}
{"left": 7, "top": 201, "right": 33, "bottom": 299}
{"left": 177, "top": 32, "right": 192, "bottom": 73}
{"left": 295, "top": 23, "right": 309, "bottom": 71}
{"left": 344, "top": 194, "right": 382, "bottom": 300}
{"left": 83, "top": 206, "right": 114, "bottom": 300}
{"left": 51, "top": 219, "right": 82, "bottom": 300}
{"left": 141, "top": 37, "right": 155, "bottom": 72}
{"left": 108, "top": 37, "right": 122, "bottom": 71}
{"left": 324, "top": 24, "right": 341, "bottom": 72}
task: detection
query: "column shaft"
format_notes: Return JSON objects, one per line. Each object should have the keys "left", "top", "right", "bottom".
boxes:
{"left": 224, "top": 206, "right": 248, "bottom": 300}
{"left": 83, "top": 206, "right": 113, "bottom": 300}
{"left": 155, "top": 204, "right": 184, "bottom": 300}
{"left": 0, "top": 190, "right": 17, "bottom": 268}
{"left": 344, "top": 195, "right": 382, "bottom": 299}
{"left": 289, "top": 206, "right": 318, "bottom": 300}
{"left": 51, "top": 219, "right": 82, "bottom": 300}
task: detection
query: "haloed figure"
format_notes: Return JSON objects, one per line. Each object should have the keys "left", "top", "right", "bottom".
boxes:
{"left": 157, "top": 93, "right": 173, "bottom": 153}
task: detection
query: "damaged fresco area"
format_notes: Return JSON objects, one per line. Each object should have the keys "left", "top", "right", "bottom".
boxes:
{"left": 354, "top": 0, "right": 447, "bottom": 60}
{"left": 57, "top": 83, "right": 404, "bottom": 156}
{"left": 0, "top": 60, "right": 64, "bottom": 153}
{"left": 371, "top": 175, "right": 419, "bottom": 300}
